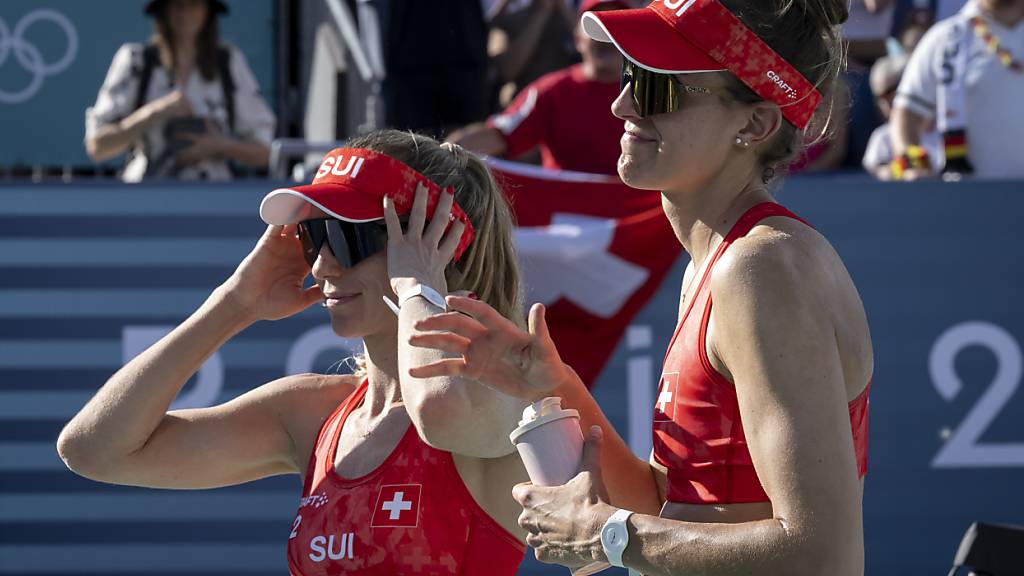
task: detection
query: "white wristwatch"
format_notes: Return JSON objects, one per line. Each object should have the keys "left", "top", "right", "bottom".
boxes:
{"left": 395, "top": 283, "right": 447, "bottom": 311}
{"left": 600, "top": 508, "right": 634, "bottom": 568}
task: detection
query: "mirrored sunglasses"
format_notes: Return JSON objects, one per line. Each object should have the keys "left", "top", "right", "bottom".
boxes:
{"left": 621, "top": 57, "right": 716, "bottom": 118}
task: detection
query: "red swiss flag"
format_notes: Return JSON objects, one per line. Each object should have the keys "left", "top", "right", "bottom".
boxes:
{"left": 371, "top": 484, "right": 421, "bottom": 528}
{"left": 490, "top": 159, "right": 682, "bottom": 387}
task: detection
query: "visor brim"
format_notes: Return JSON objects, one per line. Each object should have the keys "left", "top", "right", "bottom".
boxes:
{"left": 260, "top": 185, "right": 385, "bottom": 226}
{"left": 582, "top": 8, "right": 726, "bottom": 74}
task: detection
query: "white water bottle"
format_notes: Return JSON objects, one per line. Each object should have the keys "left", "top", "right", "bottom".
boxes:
{"left": 510, "top": 397, "right": 610, "bottom": 575}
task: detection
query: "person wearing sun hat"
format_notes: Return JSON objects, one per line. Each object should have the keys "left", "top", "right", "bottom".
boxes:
{"left": 58, "top": 129, "right": 532, "bottom": 574}
{"left": 85, "top": 0, "right": 275, "bottom": 181}
{"left": 407, "top": 1, "right": 874, "bottom": 574}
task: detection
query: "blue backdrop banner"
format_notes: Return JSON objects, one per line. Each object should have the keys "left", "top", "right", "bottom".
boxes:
{"left": 0, "top": 176, "right": 1021, "bottom": 575}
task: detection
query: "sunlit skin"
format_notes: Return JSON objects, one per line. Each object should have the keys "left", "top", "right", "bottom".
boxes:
{"left": 56, "top": 183, "right": 529, "bottom": 542}
{"left": 409, "top": 70, "right": 872, "bottom": 575}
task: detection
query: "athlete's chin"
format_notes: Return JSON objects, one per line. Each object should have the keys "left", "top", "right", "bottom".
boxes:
{"left": 617, "top": 153, "right": 662, "bottom": 191}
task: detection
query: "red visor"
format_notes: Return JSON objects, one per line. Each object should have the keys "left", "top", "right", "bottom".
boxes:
{"left": 260, "top": 148, "right": 476, "bottom": 261}
{"left": 582, "top": 0, "right": 822, "bottom": 129}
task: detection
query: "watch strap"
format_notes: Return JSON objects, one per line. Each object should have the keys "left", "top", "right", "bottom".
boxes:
{"left": 396, "top": 283, "right": 446, "bottom": 311}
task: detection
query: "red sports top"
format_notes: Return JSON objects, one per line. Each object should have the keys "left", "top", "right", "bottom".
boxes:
{"left": 652, "top": 203, "right": 870, "bottom": 504}
{"left": 288, "top": 380, "right": 525, "bottom": 575}
{"left": 487, "top": 64, "right": 623, "bottom": 175}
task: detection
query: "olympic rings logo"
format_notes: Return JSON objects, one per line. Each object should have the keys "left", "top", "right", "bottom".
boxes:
{"left": 0, "top": 9, "right": 79, "bottom": 104}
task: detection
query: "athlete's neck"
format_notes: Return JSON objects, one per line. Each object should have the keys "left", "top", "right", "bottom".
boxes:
{"left": 661, "top": 166, "right": 773, "bottom": 269}
{"left": 360, "top": 332, "right": 405, "bottom": 418}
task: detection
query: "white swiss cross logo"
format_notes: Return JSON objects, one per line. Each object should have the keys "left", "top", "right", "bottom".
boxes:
{"left": 653, "top": 373, "right": 678, "bottom": 422}
{"left": 515, "top": 214, "right": 649, "bottom": 318}
{"left": 372, "top": 484, "right": 421, "bottom": 528}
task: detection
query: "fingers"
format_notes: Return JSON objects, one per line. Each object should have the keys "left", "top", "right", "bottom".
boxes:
{"left": 527, "top": 303, "right": 553, "bottom": 344}
{"left": 446, "top": 295, "right": 512, "bottom": 330}
{"left": 518, "top": 509, "right": 539, "bottom": 535}
{"left": 512, "top": 482, "right": 533, "bottom": 506}
{"left": 414, "top": 312, "right": 486, "bottom": 339}
{"left": 425, "top": 188, "right": 455, "bottom": 245}
{"left": 407, "top": 358, "right": 467, "bottom": 379}
{"left": 578, "top": 425, "right": 604, "bottom": 474}
{"left": 382, "top": 195, "right": 403, "bottom": 241}
{"left": 407, "top": 182, "right": 428, "bottom": 238}
{"left": 279, "top": 223, "right": 298, "bottom": 238}
{"left": 438, "top": 219, "right": 466, "bottom": 263}
{"left": 407, "top": 332, "right": 470, "bottom": 355}
{"left": 303, "top": 284, "right": 324, "bottom": 308}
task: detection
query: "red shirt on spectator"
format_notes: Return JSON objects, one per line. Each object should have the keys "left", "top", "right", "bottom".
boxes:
{"left": 487, "top": 64, "right": 623, "bottom": 175}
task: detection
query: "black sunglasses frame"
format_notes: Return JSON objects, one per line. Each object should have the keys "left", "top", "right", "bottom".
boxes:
{"left": 296, "top": 218, "right": 389, "bottom": 269}
{"left": 621, "top": 57, "right": 714, "bottom": 118}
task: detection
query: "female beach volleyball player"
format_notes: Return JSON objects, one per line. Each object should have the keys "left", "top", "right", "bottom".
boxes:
{"left": 57, "top": 130, "right": 529, "bottom": 574}
{"left": 408, "top": 0, "right": 873, "bottom": 574}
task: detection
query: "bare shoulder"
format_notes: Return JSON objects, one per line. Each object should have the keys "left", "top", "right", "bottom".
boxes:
{"left": 258, "top": 373, "right": 361, "bottom": 473}
{"left": 711, "top": 216, "right": 852, "bottom": 315}
{"left": 709, "top": 217, "right": 873, "bottom": 396}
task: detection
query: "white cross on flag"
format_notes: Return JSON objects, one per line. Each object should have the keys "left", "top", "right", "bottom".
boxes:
{"left": 372, "top": 484, "right": 421, "bottom": 528}
{"left": 490, "top": 159, "right": 682, "bottom": 388}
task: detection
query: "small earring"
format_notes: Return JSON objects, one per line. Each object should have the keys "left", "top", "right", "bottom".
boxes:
{"left": 735, "top": 137, "right": 749, "bottom": 148}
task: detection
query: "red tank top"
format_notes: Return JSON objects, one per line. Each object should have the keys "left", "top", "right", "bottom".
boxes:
{"left": 287, "top": 380, "right": 525, "bottom": 575}
{"left": 652, "top": 202, "right": 870, "bottom": 504}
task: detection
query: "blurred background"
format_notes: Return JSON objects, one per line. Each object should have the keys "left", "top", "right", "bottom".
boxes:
{"left": 1, "top": 0, "right": 1022, "bottom": 574}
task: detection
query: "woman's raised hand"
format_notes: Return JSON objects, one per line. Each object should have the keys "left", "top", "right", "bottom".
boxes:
{"left": 408, "top": 298, "right": 575, "bottom": 401}
{"left": 222, "top": 224, "right": 323, "bottom": 322}
{"left": 383, "top": 182, "right": 465, "bottom": 296}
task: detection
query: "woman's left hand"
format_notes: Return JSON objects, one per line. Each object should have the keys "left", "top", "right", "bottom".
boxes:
{"left": 383, "top": 182, "right": 465, "bottom": 296}
{"left": 176, "top": 120, "right": 228, "bottom": 166}
{"left": 513, "top": 426, "right": 617, "bottom": 568}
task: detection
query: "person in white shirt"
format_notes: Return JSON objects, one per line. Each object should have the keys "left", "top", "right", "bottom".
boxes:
{"left": 891, "top": 0, "right": 1024, "bottom": 180}
{"left": 85, "top": 0, "right": 275, "bottom": 182}
{"left": 863, "top": 54, "right": 943, "bottom": 179}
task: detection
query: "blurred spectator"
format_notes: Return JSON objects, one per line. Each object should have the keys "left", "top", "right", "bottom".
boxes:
{"left": 487, "top": 0, "right": 579, "bottom": 107}
{"left": 841, "top": 0, "right": 897, "bottom": 169}
{"left": 898, "top": 7, "right": 935, "bottom": 52}
{"left": 863, "top": 55, "right": 943, "bottom": 179}
{"left": 845, "top": 0, "right": 897, "bottom": 65}
{"left": 448, "top": 0, "right": 626, "bottom": 175}
{"left": 892, "top": 0, "right": 1024, "bottom": 179}
{"left": 383, "top": 1, "right": 491, "bottom": 138}
{"left": 85, "top": 0, "right": 275, "bottom": 182}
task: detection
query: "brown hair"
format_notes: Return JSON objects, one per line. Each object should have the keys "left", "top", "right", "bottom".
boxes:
{"left": 151, "top": 0, "right": 221, "bottom": 82}
{"left": 345, "top": 129, "right": 525, "bottom": 326}
{"left": 719, "top": 0, "right": 849, "bottom": 183}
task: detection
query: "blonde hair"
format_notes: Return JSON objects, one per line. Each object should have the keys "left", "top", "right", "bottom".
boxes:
{"left": 340, "top": 129, "right": 524, "bottom": 378}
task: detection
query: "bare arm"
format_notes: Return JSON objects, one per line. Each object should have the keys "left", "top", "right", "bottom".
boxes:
{"left": 386, "top": 185, "right": 527, "bottom": 459}
{"left": 447, "top": 123, "right": 508, "bottom": 158}
{"left": 220, "top": 137, "right": 271, "bottom": 168}
{"left": 57, "top": 225, "right": 326, "bottom": 488}
{"left": 611, "top": 236, "right": 864, "bottom": 576}
{"left": 890, "top": 105, "right": 934, "bottom": 179}
{"left": 409, "top": 294, "right": 663, "bottom": 514}
{"left": 552, "top": 365, "right": 664, "bottom": 515}
{"left": 86, "top": 90, "right": 192, "bottom": 162}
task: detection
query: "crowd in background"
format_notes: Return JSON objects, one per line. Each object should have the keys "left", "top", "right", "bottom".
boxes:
{"left": 83, "top": 0, "right": 1024, "bottom": 182}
